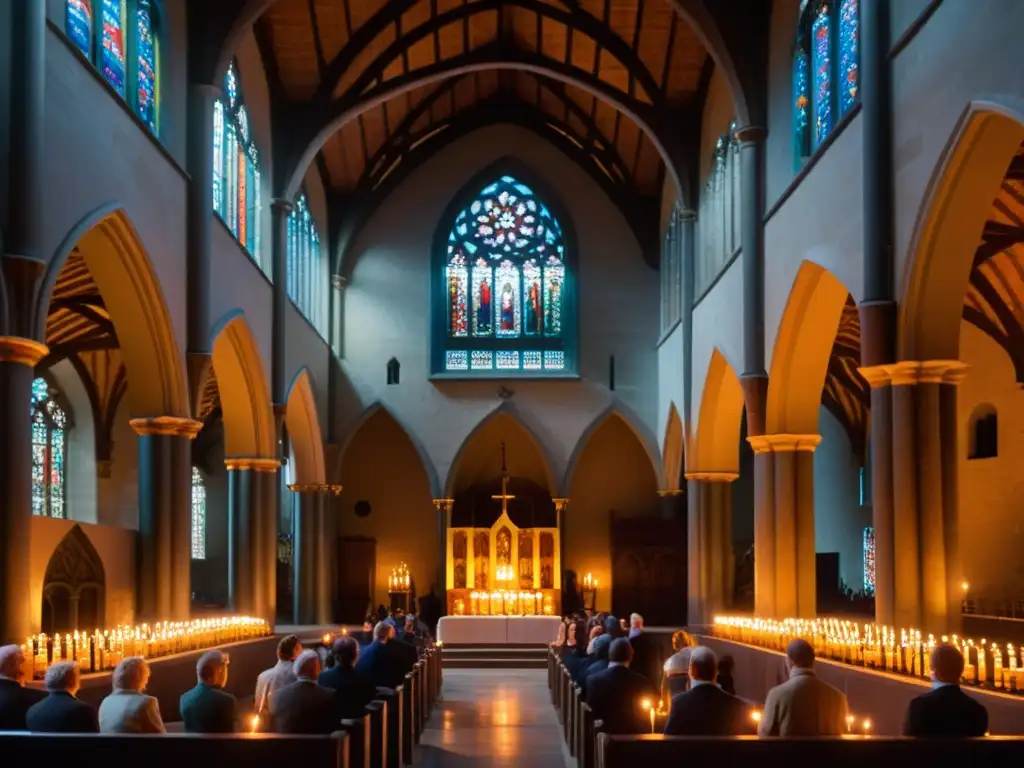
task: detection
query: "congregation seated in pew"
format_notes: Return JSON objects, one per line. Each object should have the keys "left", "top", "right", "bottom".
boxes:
{"left": 254, "top": 634, "right": 302, "bottom": 714}
{"left": 586, "top": 638, "right": 657, "bottom": 735}
{"left": 269, "top": 649, "right": 341, "bottom": 735}
{"left": 663, "top": 646, "right": 753, "bottom": 737}
{"left": 903, "top": 643, "right": 989, "bottom": 738}
{"left": 26, "top": 661, "right": 99, "bottom": 733}
{"left": 317, "top": 636, "right": 378, "bottom": 720}
{"left": 0, "top": 645, "right": 45, "bottom": 731}
{"left": 179, "top": 650, "right": 237, "bottom": 734}
{"left": 579, "top": 634, "right": 612, "bottom": 696}
{"left": 98, "top": 657, "right": 166, "bottom": 734}
{"left": 357, "top": 622, "right": 415, "bottom": 690}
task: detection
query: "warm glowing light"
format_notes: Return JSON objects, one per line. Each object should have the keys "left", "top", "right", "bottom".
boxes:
{"left": 751, "top": 710, "right": 762, "bottom": 723}
{"left": 641, "top": 698, "right": 652, "bottom": 711}
{"left": 322, "top": 633, "right": 332, "bottom": 645}
{"left": 846, "top": 714, "right": 854, "bottom": 732}
{"left": 862, "top": 718, "right": 872, "bottom": 733}
{"left": 495, "top": 564, "right": 516, "bottom": 582}
{"left": 250, "top": 714, "right": 260, "bottom": 733}
{"left": 961, "top": 581, "right": 969, "bottom": 592}
{"left": 388, "top": 562, "right": 411, "bottom": 591}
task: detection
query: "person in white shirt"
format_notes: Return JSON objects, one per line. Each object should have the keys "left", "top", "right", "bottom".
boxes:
{"left": 255, "top": 635, "right": 302, "bottom": 713}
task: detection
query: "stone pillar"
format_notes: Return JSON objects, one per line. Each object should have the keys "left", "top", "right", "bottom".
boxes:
{"left": 748, "top": 434, "right": 821, "bottom": 618}
{"left": 0, "top": 338, "right": 48, "bottom": 643}
{"left": 657, "top": 489, "right": 686, "bottom": 520}
{"left": 226, "top": 458, "right": 279, "bottom": 622}
{"left": 861, "top": 361, "right": 967, "bottom": 632}
{"left": 432, "top": 498, "right": 454, "bottom": 612}
{"left": 131, "top": 417, "right": 202, "bottom": 621}
{"left": 553, "top": 498, "right": 569, "bottom": 592}
{"left": 679, "top": 210, "right": 696, "bottom": 423}
{"left": 316, "top": 485, "right": 342, "bottom": 625}
{"left": 185, "top": 83, "right": 218, "bottom": 353}
{"left": 750, "top": 446, "right": 776, "bottom": 617}
{"left": 290, "top": 483, "right": 340, "bottom": 625}
{"left": 684, "top": 472, "right": 737, "bottom": 628}
{"left": 270, "top": 200, "right": 293, "bottom": 405}
{"left": 735, "top": 124, "right": 768, "bottom": 383}
{"left": 859, "top": 367, "right": 895, "bottom": 625}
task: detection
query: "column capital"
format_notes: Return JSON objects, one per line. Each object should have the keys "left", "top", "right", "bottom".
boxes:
{"left": 857, "top": 364, "right": 893, "bottom": 388}
{"left": 287, "top": 483, "right": 343, "bottom": 495}
{"left": 657, "top": 489, "right": 685, "bottom": 497}
{"left": 919, "top": 359, "right": 969, "bottom": 385}
{"left": 551, "top": 497, "right": 570, "bottom": 512}
{"left": 862, "top": 360, "right": 970, "bottom": 387}
{"left": 746, "top": 433, "right": 821, "bottom": 453}
{"left": 432, "top": 498, "right": 455, "bottom": 511}
{"left": 225, "top": 457, "right": 282, "bottom": 472}
{"left": 684, "top": 471, "right": 739, "bottom": 483}
{"left": 129, "top": 416, "right": 203, "bottom": 438}
{"left": 734, "top": 125, "right": 768, "bottom": 144}
{"left": 0, "top": 337, "right": 48, "bottom": 367}
{"left": 270, "top": 198, "right": 295, "bottom": 215}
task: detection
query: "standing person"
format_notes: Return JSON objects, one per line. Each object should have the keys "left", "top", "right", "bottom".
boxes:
{"left": 98, "top": 657, "right": 166, "bottom": 733}
{"left": 585, "top": 638, "right": 656, "bottom": 734}
{"left": 179, "top": 651, "right": 237, "bottom": 733}
{"left": 758, "top": 639, "right": 848, "bottom": 737}
{"left": 255, "top": 635, "right": 302, "bottom": 714}
{"left": 0, "top": 645, "right": 45, "bottom": 730}
{"left": 663, "top": 647, "right": 752, "bottom": 736}
{"left": 270, "top": 650, "right": 340, "bottom": 734}
{"left": 903, "top": 643, "right": 988, "bottom": 737}
{"left": 318, "top": 636, "right": 378, "bottom": 720}
{"left": 26, "top": 661, "right": 98, "bottom": 733}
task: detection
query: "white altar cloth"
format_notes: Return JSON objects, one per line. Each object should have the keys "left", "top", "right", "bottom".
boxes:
{"left": 437, "top": 615, "right": 562, "bottom": 645}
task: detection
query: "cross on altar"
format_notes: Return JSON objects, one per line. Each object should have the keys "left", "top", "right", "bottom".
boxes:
{"left": 491, "top": 441, "right": 515, "bottom": 514}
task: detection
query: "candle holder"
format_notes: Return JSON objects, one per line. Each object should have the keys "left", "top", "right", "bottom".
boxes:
{"left": 387, "top": 561, "right": 412, "bottom": 613}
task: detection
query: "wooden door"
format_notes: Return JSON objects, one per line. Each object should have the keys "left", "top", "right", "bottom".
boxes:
{"left": 337, "top": 536, "right": 376, "bottom": 624}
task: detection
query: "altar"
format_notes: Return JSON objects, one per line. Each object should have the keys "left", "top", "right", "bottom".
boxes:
{"left": 436, "top": 615, "right": 563, "bottom": 645}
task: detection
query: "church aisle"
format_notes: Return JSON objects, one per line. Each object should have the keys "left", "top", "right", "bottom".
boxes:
{"left": 416, "top": 669, "right": 569, "bottom": 768}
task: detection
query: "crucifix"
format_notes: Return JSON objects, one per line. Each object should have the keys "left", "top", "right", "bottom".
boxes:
{"left": 491, "top": 441, "right": 515, "bottom": 515}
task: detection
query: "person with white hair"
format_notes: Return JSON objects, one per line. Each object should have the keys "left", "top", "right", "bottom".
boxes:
{"left": 662, "top": 646, "right": 692, "bottom": 697}
{"left": 98, "top": 656, "right": 165, "bottom": 733}
{"left": 179, "top": 650, "right": 237, "bottom": 733}
{"left": 356, "top": 620, "right": 412, "bottom": 689}
{"left": 627, "top": 612, "right": 659, "bottom": 687}
{"left": 269, "top": 648, "right": 341, "bottom": 734}
{"left": 663, "top": 646, "right": 753, "bottom": 735}
{"left": 26, "top": 660, "right": 99, "bottom": 732}
{"left": 0, "top": 644, "right": 45, "bottom": 730}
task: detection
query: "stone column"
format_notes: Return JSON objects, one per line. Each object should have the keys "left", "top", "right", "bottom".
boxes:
{"left": 684, "top": 472, "right": 737, "bottom": 628}
{"left": 131, "top": 417, "right": 202, "bottom": 621}
{"left": 316, "top": 485, "right": 342, "bottom": 625}
{"left": 858, "top": 366, "right": 895, "bottom": 625}
{"left": 553, "top": 498, "right": 569, "bottom": 592}
{"left": 289, "top": 483, "right": 340, "bottom": 625}
{"left": 748, "top": 442, "right": 776, "bottom": 617}
{"left": 0, "top": 338, "right": 48, "bottom": 643}
{"left": 270, "top": 200, "right": 293, "bottom": 406}
{"left": 748, "top": 434, "right": 821, "bottom": 618}
{"left": 679, "top": 210, "right": 696, "bottom": 424}
{"left": 657, "top": 489, "right": 686, "bottom": 521}
{"left": 433, "top": 498, "right": 454, "bottom": 613}
{"left": 226, "top": 457, "right": 279, "bottom": 621}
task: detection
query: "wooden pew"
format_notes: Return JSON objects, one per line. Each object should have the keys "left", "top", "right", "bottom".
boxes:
{"left": 595, "top": 735, "right": 1024, "bottom": 768}
{"left": 402, "top": 671, "right": 416, "bottom": 765}
{"left": 415, "top": 660, "right": 427, "bottom": 741}
{"left": 374, "top": 686, "right": 404, "bottom": 768}
{"left": 365, "top": 700, "right": 387, "bottom": 768}
{"left": 339, "top": 713, "right": 371, "bottom": 768}
{"left": 0, "top": 732, "right": 350, "bottom": 768}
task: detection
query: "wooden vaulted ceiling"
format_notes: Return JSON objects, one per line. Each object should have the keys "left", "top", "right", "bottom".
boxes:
{"left": 963, "top": 144, "right": 1024, "bottom": 382}
{"left": 255, "top": 0, "right": 711, "bottom": 253}
{"left": 823, "top": 295, "right": 869, "bottom": 462}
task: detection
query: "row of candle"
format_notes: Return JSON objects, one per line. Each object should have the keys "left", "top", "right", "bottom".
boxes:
{"left": 20, "top": 616, "right": 270, "bottom": 679}
{"left": 713, "top": 615, "right": 1024, "bottom": 694}
{"left": 452, "top": 590, "right": 555, "bottom": 616}
{"left": 388, "top": 562, "right": 411, "bottom": 592}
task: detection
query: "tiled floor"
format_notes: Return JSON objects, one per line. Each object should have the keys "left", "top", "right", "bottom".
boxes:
{"left": 417, "top": 669, "right": 569, "bottom": 767}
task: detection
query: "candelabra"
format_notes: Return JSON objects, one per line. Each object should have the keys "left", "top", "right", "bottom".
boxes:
{"left": 581, "top": 572, "right": 598, "bottom": 613}
{"left": 388, "top": 561, "right": 412, "bottom": 613}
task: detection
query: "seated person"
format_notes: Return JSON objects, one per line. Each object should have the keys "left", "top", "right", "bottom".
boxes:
{"left": 180, "top": 650, "right": 237, "bottom": 733}
{"left": 664, "top": 646, "right": 753, "bottom": 736}
{"left": 571, "top": 626, "right": 605, "bottom": 684}
{"left": 255, "top": 634, "right": 302, "bottom": 714}
{"left": 903, "top": 643, "right": 988, "bottom": 737}
{"left": 717, "top": 655, "right": 737, "bottom": 696}
{"left": 563, "top": 620, "right": 590, "bottom": 678}
{"left": 0, "top": 644, "right": 45, "bottom": 731}
{"left": 270, "top": 649, "right": 340, "bottom": 735}
{"left": 662, "top": 647, "right": 692, "bottom": 698}
{"left": 585, "top": 638, "right": 655, "bottom": 734}
{"left": 26, "top": 661, "right": 98, "bottom": 733}
{"left": 356, "top": 621, "right": 411, "bottom": 689}
{"left": 98, "top": 657, "right": 165, "bottom": 733}
{"left": 580, "top": 635, "right": 614, "bottom": 697}
{"left": 627, "top": 613, "right": 659, "bottom": 687}
{"left": 318, "top": 636, "right": 378, "bottom": 719}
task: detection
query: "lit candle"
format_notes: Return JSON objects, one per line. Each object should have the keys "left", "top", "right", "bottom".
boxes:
{"left": 250, "top": 714, "right": 260, "bottom": 733}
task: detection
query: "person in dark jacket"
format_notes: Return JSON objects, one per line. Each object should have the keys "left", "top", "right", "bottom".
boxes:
{"left": 580, "top": 634, "right": 613, "bottom": 697}
{"left": 563, "top": 620, "right": 590, "bottom": 679}
{"left": 664, "top": 646, "right": 753, "bottom": 736}
{"left": 0, "top": 645, "right": 45, "bottom": 731}
{"left": 26, "top": 661, "right": 98, "bottom": 733}
{"left": 318, "top": 636, "right": 378, "bottom": 720}
{"left": 585, "top": 638, "right": 656, "bottom": 734}
{"left": 356, "top": 622, "right": 411, "bottom": 689}
{"left": 180, "top": 650, "right": 237, "bottom": 733}
{"left": 627, "top": 614, "right": 659, "bottom": 687}
{"left": 717, "top": 654, "right": 737, "bottom": 696}
{"left": 270, "top": 650, "right": 341, "bottom": 734}
{"left": 903, "top": 643, "right": 988, "bottom": 737}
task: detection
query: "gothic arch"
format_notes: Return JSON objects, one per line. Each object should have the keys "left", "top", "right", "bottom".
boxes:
{"left": 285, "top": 368, "right": 326, "bottom": 484}
{"left": 210, "top": 311, "right": 275, "bottom": 458}
{"left": 766, "top": 261, "right": 851, "bottom": 436}
{"left": 337, "top": 401, "right": 441, "bottom": 498}
{"left": 445, "top": 402, "right": 559, "bottom": 498}
{"left": 901, "top": 102, "right": 1024, "bottom": 362}
{"left": 692, "top": 348, "right": 744, "bottom": 474}
{"left": 36, "top": 204, "right": 189, "bottom": 418}
{"left": 41, "top": 524, "right": 106, "bottom": 633}
{"left": 662, "top": 402, "right": 685, "bottom": 491}
{"left": 563, "top": 403, "right": 662, "bottom": 493}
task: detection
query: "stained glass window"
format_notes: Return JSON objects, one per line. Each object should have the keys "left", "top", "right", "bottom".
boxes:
{"left": 31, "top": 378, "right": 67, "bottom": 519}
{"left": 287, "top": 194, "right": 328, "bottom": 337}
{"left": 135, "top": 0, "right": 158, "bottom": 133}
{"left": 438, "top": 175, "right": 572, "bottom": 374}
{"left": 66, "top": 0, "right": 93, "bottom": 58}
{"left": 191, "top": 467, "right": 206, "bottom": 560}
{"left": 863, "top": 526, "right": 875, "bottom": 593}
{"left": 793, "top": 1, "right": 859, "bottom": 163}
{"left": 213, "top": 61, "right": 263, "bottom": 266}
{"left": 100, "top": 0, "right": 127, "bottom": 97}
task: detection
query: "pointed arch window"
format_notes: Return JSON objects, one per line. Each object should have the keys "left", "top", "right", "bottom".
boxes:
{"left": 696, "top": 123, "right": 742, "bottom": 297}
{"left": 31, "top": 378, "right": 68, "bottom": 519}
{"left": 793, "top": 0, "right": 859, "bottom": 165}
{"left": 433, "top": 173, "right": 576, "bottom": 375}
{"left": 64, "top": 1, "right": 162, "bottom": 134}
{"left": 213, "top": 60, "right": 263, "bottom": 265}
{"left": 191, "top": 467, "right": 206, "bottom": 560}
{"left": 287, "top": 193, "right": 328, "bottom": 337}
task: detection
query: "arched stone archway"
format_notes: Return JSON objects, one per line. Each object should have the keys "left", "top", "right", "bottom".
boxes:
{"left": 662, "top": 403, "right": 685, "bottom": 491}
{"left": 285, "top": 368, "right": 326, "bottom": 485}
{"left": 692, "top": 348, "right": 745, "bottom": 474}
{"left": 41, "top": 525, "right": 106, "bottom": 634}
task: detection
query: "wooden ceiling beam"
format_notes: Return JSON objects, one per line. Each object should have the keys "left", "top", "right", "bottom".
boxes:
{"left": 962, "top": 305, "right": 1024, "bottom": 385}
{"left": 973, "top": 220, "right": 1024, "bottom": 268}
{"left": 628, "top": 0, "right": 645, "bottom": 99}
{"left": 307, "top": 0, "right": 328, "bottom": 81}
{"left": 968, "top": 267, "right": 1024, "bottom": 371}
{"left": 1006, "top": 153, "right": 1024, "bottom": 181}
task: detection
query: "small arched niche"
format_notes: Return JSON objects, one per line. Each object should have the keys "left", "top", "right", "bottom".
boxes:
{"left": 42, "top": 525, "right": 106, "bottom": 634}
{"left": 968, "top": 404, "right": 998, "bottom": 460}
